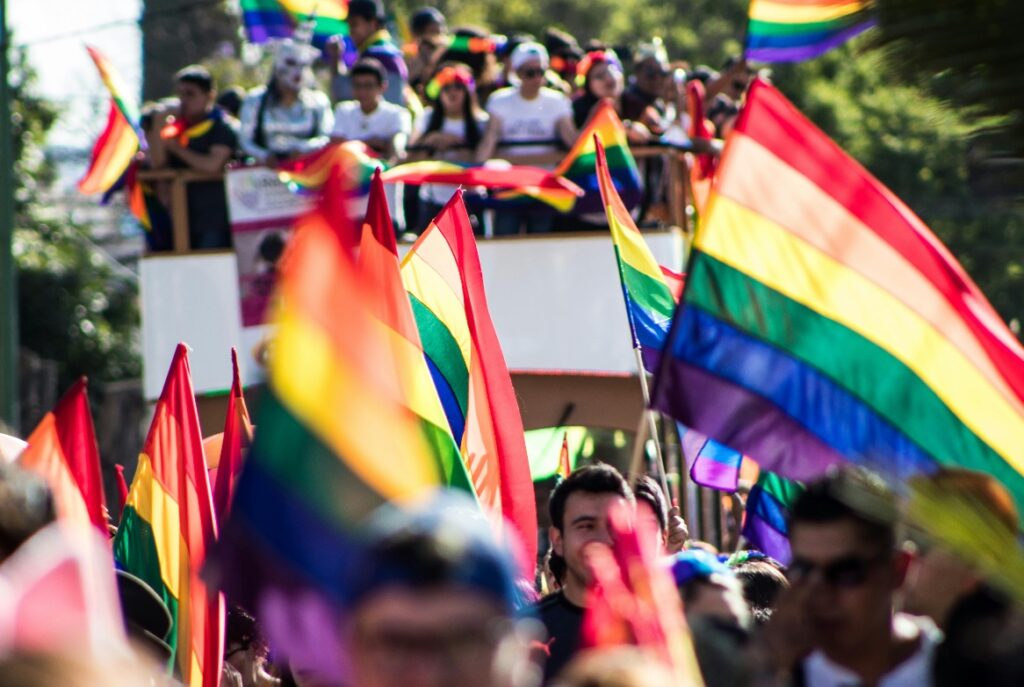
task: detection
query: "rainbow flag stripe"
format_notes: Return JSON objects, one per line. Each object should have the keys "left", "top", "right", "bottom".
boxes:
{"left": 212, "top": 177, "right": 440, "bottom": 614}
{"left": 79, "top": 47, "right": 143, "bottom": 195}
{"left": 594, "top": 137, "right": 676, "bottom": 372}
{"left": 401, "top": 193, "right": 538, "bottom": 568}
{"left": 277, "top": 141, "right": 380, "bottom": 195}
{"left": 85, "top": 47, "right": 144, "bottom": 141}
{"left": 742, "top": 471, "right": 803, "bottom": 564}
{"left": 115, "top": 345, "right": 222, "bottom": 685}
{"left": 241, "top": 0, "right": 349, "bottom": 48}
{"left": 679, "top": 425, "right": 744, "bottom": 493}
{"left": 744, "top": 0, "right": 876, "bottom": 62}
{"left": 652, "top": 79, "right": 1024, "bottom": 513}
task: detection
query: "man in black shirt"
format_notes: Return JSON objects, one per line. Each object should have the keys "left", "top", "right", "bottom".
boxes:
{"left": 150, "top": 65, "right": 237, "bottom": 249}
{"left": 531, "top": 464, "right": 634, "bottom": 684}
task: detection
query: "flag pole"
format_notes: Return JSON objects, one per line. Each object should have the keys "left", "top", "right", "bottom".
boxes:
{"left": 633, "top": 348, "right": 672, "bottom": 502}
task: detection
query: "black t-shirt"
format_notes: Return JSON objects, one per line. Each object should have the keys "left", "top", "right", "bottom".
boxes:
{"left": 170, "top": 114, "right": 238, "bottom": 248}
{"left": 532, "top": 591, "right": 585, "bottom": 684}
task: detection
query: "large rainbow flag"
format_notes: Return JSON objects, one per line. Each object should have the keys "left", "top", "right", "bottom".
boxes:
{"left": 211, "top": 171, "right": 441, "bottom": 665}
{"left": 18, "top": 378, "right": 107, "bottom": 533}
{"left": 401, "top": 193, "right": 538, "bottom": 567}
{"left": 594, "top": 137, "right": 676, "bottom": 372}
{"left": 79, "top": 47, "right": 143, "bottom": 195}
{"left": 744, "top": 0, "right": 876, "bottom": 63}
{"left": 240, "top": 0, "right": 349, "bottom": 49}
{"left": 114, "top": 345, "right": 222, "bottom": 685}
{"left": 359, "top": 171, "right": 474, "bottom": 493}
{"left": 652, "top": 79, "right": 1024, "bottom": 513}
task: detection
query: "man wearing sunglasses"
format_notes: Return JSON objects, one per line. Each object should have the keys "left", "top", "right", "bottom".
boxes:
{"left": 765, "top": 469, "right": 940, "bottom": 687}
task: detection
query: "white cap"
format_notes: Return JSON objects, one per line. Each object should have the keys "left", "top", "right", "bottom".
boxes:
{"left": 510, "top": 42, "right": 549, "bottom": 72}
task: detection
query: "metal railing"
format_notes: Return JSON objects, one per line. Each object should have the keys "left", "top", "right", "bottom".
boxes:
{"left": 138, "top": 145, "right": 693, "bottom": 254}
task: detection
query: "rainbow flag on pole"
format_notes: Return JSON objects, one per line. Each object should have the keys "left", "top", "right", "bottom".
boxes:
{"left": 744, "top": 0, "right": 876, "bottom": 63}
{"left": 742, "top": 470, "right": 803, "bottom": 564}
{"left": 115, "top": 345, "right": 222, "bottom": 685}
{"left": 240, "top": 0, "right": 349, "bottom": 49}
{"left": 595, "top": 137, "right": 677, "bottom": 372}
{"left": 79, "top": 47, "right": 143, "bottom": 195}
{"left": 652, "top": 79, "right": 1024, "bottom": 513}
{"left": 401, "top": 193, "right": 538, "bottom": 567}
{"left": 18, "top": 379, "right": 107, "bottom": 533}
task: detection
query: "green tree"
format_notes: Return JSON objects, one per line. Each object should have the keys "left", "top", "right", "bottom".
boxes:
{"left": 11, "top": 46, "right": 141, "bottom": 406}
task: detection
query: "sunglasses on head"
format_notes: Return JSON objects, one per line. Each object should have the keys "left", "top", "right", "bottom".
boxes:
{"left": 788, "top": 553, "right": 888, "bottom": 588}
{"left": 520, "top": 67, "right": 544, "bottom": 78}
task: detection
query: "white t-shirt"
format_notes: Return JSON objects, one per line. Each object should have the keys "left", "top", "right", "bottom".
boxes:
{"left": 801, "top": 614, "right": 941, "bottom": 687}
{"left": 414, "top": 107, "right": 490, "bottom": 205}
{"left": 332, "top": 100, "right": 412, "bottom": 224}
{"left": 485, "top": 86, "right": 572, "bottom": 158}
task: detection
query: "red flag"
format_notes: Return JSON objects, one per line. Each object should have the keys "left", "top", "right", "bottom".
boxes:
{"left": 557, "top": 432, "right": 572, "bottom": 478}
{"left": 213, "top": 348, "right": 252, "bottom": 524}
{"left": 114, "top": 464, "right": 129, "bottom": 517}
{"left": 581, "top": 502, "right": 703, "bottom": 685}
{"left": 18, "top": 379, "right": 107, "bottom": 533}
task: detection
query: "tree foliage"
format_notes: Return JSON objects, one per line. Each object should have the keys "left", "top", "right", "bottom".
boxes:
{"left": 11, "top": 47, "right": 141, "bottom": 392}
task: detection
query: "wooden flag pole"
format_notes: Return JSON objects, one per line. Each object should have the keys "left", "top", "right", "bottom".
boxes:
{"left": 633, "top": 348, "right": 672, "bottom": 502}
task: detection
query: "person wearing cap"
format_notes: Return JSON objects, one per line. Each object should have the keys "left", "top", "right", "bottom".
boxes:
{"left": 328, "top": 0, "right": 409, "bottom": 108}
{"left": 239, "top": 38, "right": 334, "bottom": 165}
{"left": 344, "top": 491, "right": 541, "bottom": 687}
{"left": 477, "top": 41, "right": 577, "bottom": 235}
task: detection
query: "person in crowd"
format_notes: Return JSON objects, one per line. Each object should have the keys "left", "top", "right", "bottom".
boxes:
{"left": 728, "top": 552, "right": 789, "bottom": 626}
{"left": 542, "top": 28, "right": 583, "bottom": 96}
{"left": 621, "top": 39, "right": 670, "bottom": 137}
{"left": 533, "top": 464, "right": 635, "bottom": 684}
{"left": 410, "top": 62, "right": 489, "bottom": 230}
{"left": 224, "top": 605, "right": 281, "bottom": 687}
{"left": 332, "top": 57, "right": 412, "bottom": 228}
{"left": 436, "top": 26, "right": 503, "bottom": 104}
{"left": 477, "top": 42, "right": 577, "bottom": 235}
{"left": 493, "top": 33, "right": 535, "bottom": 92}
{"left": 632, "top": 474, "right": 688, "bottom": 554}
{"left": 902, "top": 468, "right": 1024, "bottom": 687}
{"left": 239, "top": 38, "right": 333, "bottom": 165}
{"left": 405, "top": 7, "right": 448, "bottom": 93}
{"left": 328, "top": 0, "right": 409, "bottom": 107}
{"left": 345, "top": 491, "right": 541, "bottom": 687}
{"left": 760, "top": 468, "right": 941, "bottom": 686}
{"left": 0, "top": 463, "right": 54, "bottom": 563}
{"left": 571, "top": 48, "right": 652, "bottom": 146}
{"left": 216, "top": 85, "right": 247, "bottom": 125}
{"left": 148, "top": 65, "right": 238, "bottom": 249}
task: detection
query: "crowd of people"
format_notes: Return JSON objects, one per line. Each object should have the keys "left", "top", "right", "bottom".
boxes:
{"left": 1, "top": 452, "right": 1023, "bottom": 686}
{"left": 134, "top": 0, "right": 753, "bottom": 250}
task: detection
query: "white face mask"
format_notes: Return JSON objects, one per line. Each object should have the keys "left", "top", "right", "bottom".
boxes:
{"left": 273, "top": 43, "right": 315, "bottom": 90}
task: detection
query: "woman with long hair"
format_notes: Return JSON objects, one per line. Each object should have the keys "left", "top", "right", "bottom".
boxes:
{"left": 410, "top": 62, "right": 489, "bottom": 231}
{"left": 572, "top": 49, "right": 651, "bottom": 144}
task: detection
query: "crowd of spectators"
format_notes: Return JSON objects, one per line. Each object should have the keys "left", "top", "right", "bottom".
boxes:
{"left": 135, "top": 1, "right": 755, "bottom": 251}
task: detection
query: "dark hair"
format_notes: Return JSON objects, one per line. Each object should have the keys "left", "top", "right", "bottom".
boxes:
{"left": 351, "top": 57, "right": 387, "bottom": 85}
{"left": 499, "top": 33, "right": 536, "bottom": 59}
{"left": 548, "top": 463, "right": 634, "bottom": 532}
{"left": 411, "top": 7, "right": 445, "bottom": 35}
{"left": 225, "top": 605, "right": 269, "bottom": 659}
{"left": 0, "top": 464, "right": 56, "bottom": 562}
{"left": 175, "top": 65, "right": 214, "bottom": 93}
{"left": 633, "top": 474, "right": 667, "bottom": 532}
{"left": 543, "top": 27, "right": 582, "bottom": 59}
{"left": 348, "top": 0, "right": 384, "bottom": 21}
{"left": 423, "top": 62, "right": 483, "bottom": 149}
{"left": 734, "top": 560, "right": 788, "bottom": 625}
{"left": 789, "top": 468, "right": 897, "bottom": 553}
{"left": 216, "top": 86, "right": 245, "bottom": 118}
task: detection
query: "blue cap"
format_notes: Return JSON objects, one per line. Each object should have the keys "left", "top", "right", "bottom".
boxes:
{"left": 670, "top": 549, "right": 735, "bottom": 587}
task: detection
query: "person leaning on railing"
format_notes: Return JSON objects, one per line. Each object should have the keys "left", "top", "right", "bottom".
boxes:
{"left": 147, "top": 65, "right": 238, "bottom": 250}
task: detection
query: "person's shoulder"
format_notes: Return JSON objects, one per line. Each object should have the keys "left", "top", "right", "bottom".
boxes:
{"left": 539, "top": 87, "right": 570, "bottom": 101}
{"left": 241, "top": 86, "right": 268, "bottom": 108}
{"left": 334, "top": 100, "right": 360, "bottom": 116}
{"left": 532, "top": 591, "right": 571, "bottom": 617}
{"left": 301, "top": 88, "right": 332, "bottom": 108}
{"left": 487, "top": 87, "right": 518, "bottom": 106}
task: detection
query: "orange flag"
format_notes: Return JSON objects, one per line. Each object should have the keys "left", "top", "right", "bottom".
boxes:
{"left": 213, "top": 348, "right": 252, "bottom": 524}
{"left": 18, "top": 378, "right": 107, "bottom": 533}
{"left": 557, "top": 432, "right": 572, "bottom": 479}
{"left": 114, "top": 344, "right": 223, "bottom": 686}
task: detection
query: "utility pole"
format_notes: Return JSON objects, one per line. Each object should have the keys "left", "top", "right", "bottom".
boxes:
{"left": 0, "top": 0, "right": 19, "bottom": 433}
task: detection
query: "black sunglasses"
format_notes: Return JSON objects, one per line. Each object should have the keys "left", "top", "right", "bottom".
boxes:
{"left": 519, "top": 67, "right": 544, "bottom": 78}
{"left": 788, "top": 553, "right": 888, "bottom": 588}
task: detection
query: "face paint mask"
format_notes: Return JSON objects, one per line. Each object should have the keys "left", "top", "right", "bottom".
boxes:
{"left": 273, "top": 42, "right": 316, "bottom": 90}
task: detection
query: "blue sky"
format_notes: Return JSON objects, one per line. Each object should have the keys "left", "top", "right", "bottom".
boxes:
{"left": 10, "top": 0, "right": 142, "bottom": 147}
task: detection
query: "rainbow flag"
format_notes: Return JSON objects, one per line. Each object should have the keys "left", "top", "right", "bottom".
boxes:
{"left": 359, "top": 172, "right": 474, "bottom": 493}
{"left": 595, "top": 137, "right": 677, "bottom": 372}
{"left": 240, "top": 0, "right": 349, "bottom": 49}
{"left": 79, "top": 47, "right": 143, "bottom": 195}
{"left": 211, "top": 169, "right": 441, "bottom": 664}
{"left": 277, "top": 141, "right": 380, "bottom": 196}
{"left": 652, "top": 79, "right": 1024, "bottom": 513}
{"left": 744, "top": 0, "right": 876, "bottom": 63}
{"left": 212, "top": 349, "right": 253, "bottom": 524}
{"left": 679, "top": 425, "right": 744, "bottom": 493}
{"left": 401, "top": 193, "right": 538, "bottom": 568}
{"left": 18, "top": 378, "right": 107, "bottom": 533}
{"left": 114, "top": 344, "right": 222, "bottom": 685}
{"left": 742, "top": 471, "right": 804, "bottom": 564}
